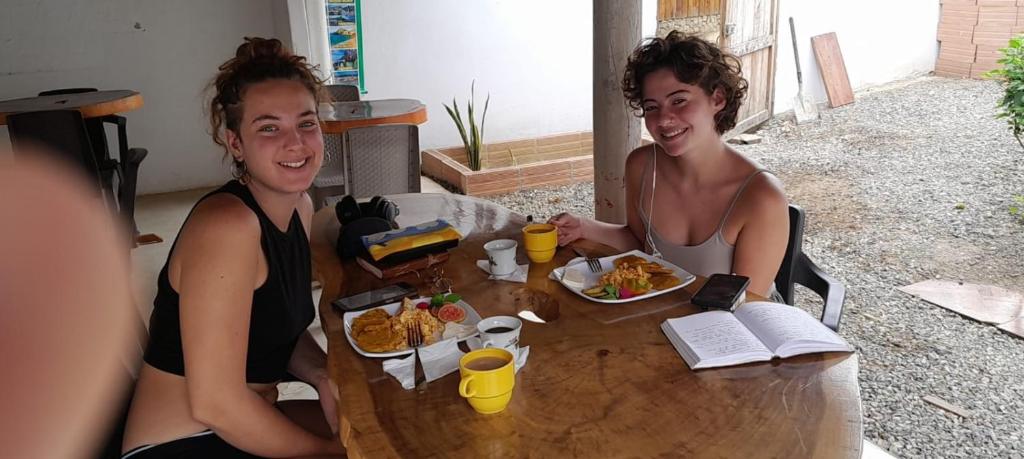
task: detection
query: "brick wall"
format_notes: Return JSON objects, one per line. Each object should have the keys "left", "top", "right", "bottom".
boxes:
{"left": 936, "top": 0, "right": 1024, "bottom": 79}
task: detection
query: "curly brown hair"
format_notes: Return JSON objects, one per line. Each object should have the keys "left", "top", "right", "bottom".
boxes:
{"left": 622, "top": 31, "right": 748, "bottom": 134}
{"left": 207, "top": 37, "right": 327, "bottom": 171}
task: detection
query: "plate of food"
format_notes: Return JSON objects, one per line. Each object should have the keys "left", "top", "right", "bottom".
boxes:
{"left": 343, "top": 293, "right": 482, "bottom": 358}
{"left": 551, "top": 250, "right": 696, "bottom": 304}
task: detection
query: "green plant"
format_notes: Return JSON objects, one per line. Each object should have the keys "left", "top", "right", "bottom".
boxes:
{"left": 443, "top": 81, "right": 490, "bottom": 171}
{"left": 1010, "top": 195, "right": 1024, "bottom": 224}
{"left": 984, "top": 36, "right": 1024, "bottom": 149}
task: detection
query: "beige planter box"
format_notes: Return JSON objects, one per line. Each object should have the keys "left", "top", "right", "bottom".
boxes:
{"left": 421, "top": 132, "right": 594, "bottom": 196}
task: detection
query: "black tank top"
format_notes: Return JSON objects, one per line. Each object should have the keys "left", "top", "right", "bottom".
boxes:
{"left": 144, "top": 181, "right": 315, "bottom": 384}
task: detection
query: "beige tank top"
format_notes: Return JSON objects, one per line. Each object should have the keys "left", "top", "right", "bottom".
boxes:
{"left": 636, "top": 148, "right": 769, "bottom": 278}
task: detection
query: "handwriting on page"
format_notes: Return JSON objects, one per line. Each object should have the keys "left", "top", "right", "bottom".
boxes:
{"left": 742, "top": 304, "right": 840, "bottom": 351}
{"left": 681, "top": 317, "right": 766, "bottom": 359}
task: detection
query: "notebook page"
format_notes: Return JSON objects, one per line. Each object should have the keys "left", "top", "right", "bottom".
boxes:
{"left": 664, "top": 311, "right": 771, "bottom": 366}
{"left": 734, "top": 302, "right": 850, "bottom": 356}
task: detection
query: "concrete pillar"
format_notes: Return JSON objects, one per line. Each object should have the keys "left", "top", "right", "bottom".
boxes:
{"left": 593, "top": 0, "right": 642, "bottom": 223}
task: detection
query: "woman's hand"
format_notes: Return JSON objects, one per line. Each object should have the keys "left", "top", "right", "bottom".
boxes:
{"left": 548, "top": 213, "right": 585, "bottom": 246}
{"left": 315, "top": 375, "right": 339, "bottom": 436}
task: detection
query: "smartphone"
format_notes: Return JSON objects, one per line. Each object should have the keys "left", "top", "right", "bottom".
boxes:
{"left": 691, "top": 274, "right": 750, "bottom": 311}
{"left": 332, "top": 282, "right": 418, "bottom": 312}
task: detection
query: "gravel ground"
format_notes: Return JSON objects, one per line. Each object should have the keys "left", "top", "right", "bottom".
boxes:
{"left": 490, "top": 76, "right": 1024, "bottom": 458}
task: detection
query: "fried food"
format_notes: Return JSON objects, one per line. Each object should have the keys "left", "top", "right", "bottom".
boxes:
{"left": 649, "top": 274, "right": 682, "bottom": 290}
{"left": 354, "top": 321, "right": 407, "bottom": 353}
{"left": 644, "top": 262, "right": 674, "bottom": 275}
{"left": 613, "top": 254, "right": 647, "bottom": 268}
{"left": 350, "top": 298, "right": 445, "bottom": 353}
{"left": 351, "top": 308, "right": 390, "bottom": 337}
{"left": 587, "top": 255, "right": 683, "bottom": 297}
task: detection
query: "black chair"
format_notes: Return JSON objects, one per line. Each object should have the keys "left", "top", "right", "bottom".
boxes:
{"left": 38, "top": 88, "right": 148, "bottom": 240}
{"left": 8, "top": 110, "right": 112, "bottom": 202}
{"left": 774, "top": 204, "right": 846, "bottom": 331}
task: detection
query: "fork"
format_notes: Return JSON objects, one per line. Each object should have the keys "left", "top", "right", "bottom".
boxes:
{"left": 406, "top": 323, "right": 427, "bottom": 389}
{"left": 406, "top": 322, "right": 423, "bottom": 348}
{"left": 572, "top": 247, "right": 603, "bottom": 273}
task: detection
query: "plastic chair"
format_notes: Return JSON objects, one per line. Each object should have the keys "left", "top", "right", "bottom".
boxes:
{"left": 773, "top": 204, "right": 847, "bottom": 331}
{"left": 343, "top": 124, "right": 421, "bottom": 199}
{"left": 326, "top": 83, "right": 360, "bottom": 102}
{"left": 310, "top": 132, "right": 348, "bottom": 210}
{"left": 37, "top": 88, "right": 149, "bottom": 239}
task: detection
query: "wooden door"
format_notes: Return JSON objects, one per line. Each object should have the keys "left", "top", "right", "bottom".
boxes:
{"left": 720, "top": 0, "right": 779, "bottom": 136}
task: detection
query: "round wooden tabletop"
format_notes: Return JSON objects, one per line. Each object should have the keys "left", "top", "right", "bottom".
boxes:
{"left": 0, "top": 90, "right": 144, "bottom": 125}
{"left": 318, "top": 98, "right": 427, "bottom": 134}
{"left": 310, "top": 193, "right": 863, "bottom": 459}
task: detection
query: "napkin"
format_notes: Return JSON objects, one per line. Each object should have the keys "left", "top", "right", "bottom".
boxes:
{"left": 382, "top": 339, "right": 467, "bottom": 390}
{"left": 417, "top": 338, "right": 465, "bottom": 382}
{"left": 548, "top": 257, "right": 586, "bottom": 281}
{"left": 476, "top": 260, "right": 530, "bottom": 283}
{"left": 382, "top": 354, "right": 416, "bottom": 390}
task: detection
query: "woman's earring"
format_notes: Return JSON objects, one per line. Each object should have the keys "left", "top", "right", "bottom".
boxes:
{"left": 232, "top": 158, "right": 250, "bottom": 185}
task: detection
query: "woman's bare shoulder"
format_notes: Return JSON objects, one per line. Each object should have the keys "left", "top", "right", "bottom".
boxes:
{"left": 178, "top": 193, "right": 261, "bottom": 252}
{"left": 740, "top": 170, "right": 788, "bottom": 219}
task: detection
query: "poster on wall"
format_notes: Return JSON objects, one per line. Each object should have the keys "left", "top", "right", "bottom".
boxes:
{"left": 326, "top": 0, "right": 363, "bottom": 91}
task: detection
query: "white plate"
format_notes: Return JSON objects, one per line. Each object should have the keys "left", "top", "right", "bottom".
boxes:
{"left": 551, "top": 249, "right": 696, "bottom": 304}
{"left": 342, "top": 297, "right": 482, "bottom": 358}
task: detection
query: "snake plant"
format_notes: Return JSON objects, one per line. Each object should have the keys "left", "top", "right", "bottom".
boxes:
{"left": 443, "top": 81, "right": 490, "bottom": 171}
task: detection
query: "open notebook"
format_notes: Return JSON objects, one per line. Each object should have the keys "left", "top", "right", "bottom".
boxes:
{"left": 661, "top": 301, "right": 853, "bottom": 370}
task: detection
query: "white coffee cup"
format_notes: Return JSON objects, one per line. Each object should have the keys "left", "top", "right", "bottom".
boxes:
{"left": 477, "top": 316, "right": 522, "bottom": 357}
{"left": 483, "top": 239, "right": 518, "bottom": 276}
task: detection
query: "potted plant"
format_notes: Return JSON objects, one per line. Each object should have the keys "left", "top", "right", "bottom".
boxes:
{"left": 443, "top": 81, "right": 490, "bottom": 171}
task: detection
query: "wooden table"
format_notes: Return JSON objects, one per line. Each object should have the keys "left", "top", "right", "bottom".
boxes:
{"left": 311, "top": 194, "right": 863, "bottom": 459}
{"left": 318, "top": 98, "right": 427, "bottom": 134}
{"left": 0, "top": 90, "right": 144, "bottom": 125}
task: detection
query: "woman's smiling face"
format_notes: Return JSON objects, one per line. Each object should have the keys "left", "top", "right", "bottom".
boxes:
{"left": 641, "top": 67, "right": 725, "bottom": 157}
{"left": 226, "top": 78, "right": 324, "bottom": 193}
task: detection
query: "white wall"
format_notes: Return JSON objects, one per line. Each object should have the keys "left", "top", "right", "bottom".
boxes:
{"left": 354, "top": 0, "right": 594, "bottom": 151}
{"left": 0, "top": 0, "right": 278, "bottom": 194}
{"left": 773, "top": 0, "right": 940, "bottom": 114}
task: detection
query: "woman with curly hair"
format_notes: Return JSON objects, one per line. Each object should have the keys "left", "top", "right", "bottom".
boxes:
{"left": 120, "top": 37, "right": 344, "bottom": 458}
{"left": 551, "top": 32, "right": 788, "bottom": 298}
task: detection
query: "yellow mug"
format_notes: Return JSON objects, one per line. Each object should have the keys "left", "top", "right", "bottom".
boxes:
{"left": 522, "top": 223, "right": 557, "bottom": 263}
{"left": 458, "top": 348, "right": 515, "bottom": 414}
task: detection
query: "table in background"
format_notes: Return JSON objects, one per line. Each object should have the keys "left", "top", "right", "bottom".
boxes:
{"left": 318, "top": 98, "right": 427, "bottom": 134}
{"left": 0, "top": 90, "right": 143, "bottom": 125}
{"left": 310, "top": 193, "right": 863, "bottom": 459}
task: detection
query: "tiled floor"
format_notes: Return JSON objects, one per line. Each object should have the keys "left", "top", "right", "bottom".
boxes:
{"left": 130, "top": 177, "right": 448, "bottom": 401}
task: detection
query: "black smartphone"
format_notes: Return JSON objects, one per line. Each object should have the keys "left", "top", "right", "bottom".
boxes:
{"left": 332, "top": 282, "right": 418, "bottom": 312}
{"left": 690, "top": 274, "right": 750, "bottom": 311}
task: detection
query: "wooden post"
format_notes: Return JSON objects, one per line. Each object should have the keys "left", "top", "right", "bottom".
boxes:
{"left": 593, "top": 0, "right": 642, "bottom": 223}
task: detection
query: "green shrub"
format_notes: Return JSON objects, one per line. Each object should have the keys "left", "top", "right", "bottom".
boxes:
{"left": 985, "top": 36, "right": 1024, "bottom": 149}
{"left": 443, "top": 82, "right": 490, "bottom": 171}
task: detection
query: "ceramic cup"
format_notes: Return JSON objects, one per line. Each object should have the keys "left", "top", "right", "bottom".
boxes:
{"left": 458, "top": 348, "right": 515, "bottom": 414}
{"left": 483, "top": 239, "right": 518, "bottom": 276}
{"left": 522, "top": 223, "right": 557, "bottom": 263}
{"left": 477, "top": 315, "right": 522, "bottom": 358}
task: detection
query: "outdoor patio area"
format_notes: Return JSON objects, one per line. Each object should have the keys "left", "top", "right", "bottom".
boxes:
{"left": 6, "top": 0, "right": 1022, "bottom": 457}
{"left": 492, "top": 76, "right": 1024, "bottom": 458}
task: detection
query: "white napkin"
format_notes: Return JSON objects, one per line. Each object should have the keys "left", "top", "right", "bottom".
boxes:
{"left": 418, "top": 338, "right": 464, "bottom": 382}
{"left": 382, "top": 354, "right": 416, "bottom": 390}
{"left": 465, "top": 336, "right": 531, "bottom": 374}
{"left": 382, "top": 339, "right": 467, "bottom": 390}
{"left": 477, "top": 260, "right": 530, "bottom": 283}
{"left": 549, "top": 256, "right": 586, "bottom": 281}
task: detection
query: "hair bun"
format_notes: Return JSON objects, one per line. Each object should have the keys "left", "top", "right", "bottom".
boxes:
{"left": 235, "top": 37, "right": 288, "bottom": 62}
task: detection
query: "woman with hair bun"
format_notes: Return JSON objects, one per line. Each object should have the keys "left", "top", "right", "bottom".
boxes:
{"left": 121, "top": 37, "right": 344, "bottom": 458}
{"left": 550, "top": 32, "right": 789, "bottom": 299}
